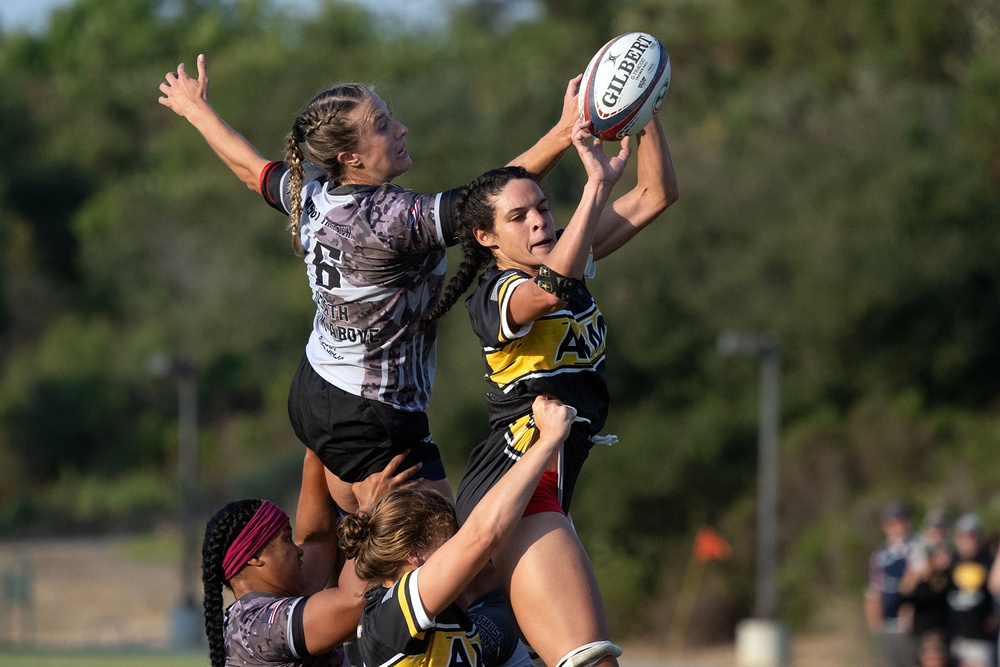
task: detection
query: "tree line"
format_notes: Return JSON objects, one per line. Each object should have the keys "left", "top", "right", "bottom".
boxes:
{"left": 1, "top": 0, "right": 998, "bottom": 640}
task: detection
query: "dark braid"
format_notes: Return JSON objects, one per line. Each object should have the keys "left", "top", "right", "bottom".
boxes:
{"left": 426, "top": 166, "right": 534, "bottom": 322}
{"left": 202, "top": 499, "right": 263, "bottom": 667}
{"left": 284, "top": 83, "right": 374, "bottom": 257}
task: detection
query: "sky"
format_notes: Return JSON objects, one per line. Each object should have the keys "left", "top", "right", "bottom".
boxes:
{"left": 0, "top": 0, "right": 456, "bottom": 33}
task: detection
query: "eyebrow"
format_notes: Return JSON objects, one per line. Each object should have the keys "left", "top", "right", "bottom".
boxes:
{"left": 505, "top": 198, "right": 548, "bottom": 218}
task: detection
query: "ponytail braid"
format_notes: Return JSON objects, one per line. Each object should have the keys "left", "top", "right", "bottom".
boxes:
{"left": 201, "top": 499, "right": 263, "bottom": 667}
{"left": 285, "top": 130, "right": 306, "bottom": 257}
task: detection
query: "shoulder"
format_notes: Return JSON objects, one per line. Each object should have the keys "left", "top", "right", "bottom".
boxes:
{"left": 475, "top": 267, "right": 531, "bottom": 299}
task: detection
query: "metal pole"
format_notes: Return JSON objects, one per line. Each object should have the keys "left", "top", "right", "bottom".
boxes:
{"left": 177, "top": 367, "right": 198, "bottom": 608}
{"left": 756, "top": 345, "right": 781, "bottom": 619}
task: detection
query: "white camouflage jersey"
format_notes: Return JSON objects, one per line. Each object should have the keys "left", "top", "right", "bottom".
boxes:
{"left": 262, "top": 162, "right": 460, "bottom": 411}
{"left": 224, "top": 592, "right": 349, "bottom": 667}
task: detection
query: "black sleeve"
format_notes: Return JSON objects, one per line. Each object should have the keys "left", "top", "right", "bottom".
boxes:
{"left": 290, "top": 595, "right": 311, "bottom": 657}
{"left": 438, "top": 186, "right": 464, "bottom": 247}
{"left": 260, "top": 162, "right": 327, "bottom": 215}
{"left": 260, "top": 161, "right": 289, "bottom": 214}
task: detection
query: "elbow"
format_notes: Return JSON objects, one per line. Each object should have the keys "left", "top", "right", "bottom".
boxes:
{"left": 657, "top": 178, "right": 680, "bottom": 214}
{"left": 537, "top": 290, "right": 566, "bottom": 313}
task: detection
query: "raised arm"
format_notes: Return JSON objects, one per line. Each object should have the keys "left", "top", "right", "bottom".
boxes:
{"left": 158, "top": 54, "right": 269, "bottom": 193}
{"left": 414, "top": 395, "right": 576, "bottom": 617}
{"left": 505, "top": 120, "right": 631, "bottom": 329}
{"left": 295, "top": 449, "right": 341, "bottom": 595}
{"left": 591, "top": 115, "right": 678, "bottom": 260}
{"left": 298, "top": 450, "right": 421, "bottom": 656}
{"left": 506, "top": 75, "right": 582, "bottom": 180}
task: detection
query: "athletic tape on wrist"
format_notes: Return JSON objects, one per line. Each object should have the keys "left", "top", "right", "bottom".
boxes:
{"left": 535, "top": 264, "right": 580, "bottom": 301}
{"left": 555, "top": 641, "right": 622, "bottom": 667}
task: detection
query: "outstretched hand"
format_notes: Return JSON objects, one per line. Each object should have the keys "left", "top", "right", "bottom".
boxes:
{"left": 571, "top": 117, "right": 632, "bottom": 187}
{"left": 352, "top": 450, "right": 422, "bottom": 514}
{"left": 158, "top": 53, "right": 211, "bottom": 119}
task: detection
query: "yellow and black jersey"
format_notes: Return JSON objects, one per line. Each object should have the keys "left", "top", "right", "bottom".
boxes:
{"left": 465, "top": 267, "right": 609, "bottom": 434}
{"left": 359, "top": 569, "right": 484, "bottom": 667}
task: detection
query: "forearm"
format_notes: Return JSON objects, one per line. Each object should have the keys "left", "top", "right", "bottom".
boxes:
{"left": 544, "top": 179, "right": 614, "bottom": 277}
{"left": 592, "top": 118, "right": 678, "bottom": 260}
{"left": 464, "top": 432, "right": 562, "bottom": 548}
{"left": 635, "top": 116, "right": 678, "bottom": 210}
{"left": 296, "top": 451, "right": 338, "bottom": 592}
{"left": 183, "top": 103, "right": 269, "bottom": 193}
{"left": 507, "top": 123, "right": 573, "bottom": 180}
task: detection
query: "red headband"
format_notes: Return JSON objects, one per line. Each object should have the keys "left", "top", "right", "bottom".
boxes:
{"left": 222, "top": 500, "right": 289, "bottom": 581}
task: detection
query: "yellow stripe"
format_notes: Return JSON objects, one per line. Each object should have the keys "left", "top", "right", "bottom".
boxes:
{"left": 487, "top": 316, "right": 604, "bottom": 386}
{"left": 507, "top": 414, "right": 536, "bottom": 456}
{"left": 397, "top": 571, "right": 424, "bottom": 639}
{"left": 494, "top": 274, "right": 523, "bottom": 342}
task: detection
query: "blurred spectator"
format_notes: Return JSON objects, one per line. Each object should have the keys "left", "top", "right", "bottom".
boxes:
{"left": 987, "top": 546, "right": 1000, "bottom": 667}
{"left": 945, "top": 514, "right": 997, "bottom": 667}
{"left": 867, "top": 501, "right": 918, "bottom": 667}
{"left": 902, "top": 536, "right": 953, "bottom": 648}
{"left": 916, "top": 510, "right": 951, "bottom": 556}
{"left": 916, "top": 630, "right": 958, "bottom": 667}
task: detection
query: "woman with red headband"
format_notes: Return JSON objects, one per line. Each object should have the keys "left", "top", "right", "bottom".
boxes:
{"left": 201, "top": 450, "right": 417, "bottom": 667}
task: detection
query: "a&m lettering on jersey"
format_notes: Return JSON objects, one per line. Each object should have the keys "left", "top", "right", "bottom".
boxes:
{"left": 554, "top": 309, "right": 607, "bottom": 363}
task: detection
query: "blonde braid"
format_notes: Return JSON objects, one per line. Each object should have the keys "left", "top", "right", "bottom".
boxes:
{"left": 285, "top": 129, "right": 306, "bottom": 257}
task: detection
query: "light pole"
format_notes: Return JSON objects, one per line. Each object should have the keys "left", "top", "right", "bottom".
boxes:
{"left": 717, "top": 332, "right": 787, "bottom": 666}
{"left": 147, "top": 353, "right": 202, "bottom": 649}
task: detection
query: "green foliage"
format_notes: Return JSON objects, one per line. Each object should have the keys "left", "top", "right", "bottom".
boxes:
{"left": 0, "top": 0, "right": 999, "bottom": 641}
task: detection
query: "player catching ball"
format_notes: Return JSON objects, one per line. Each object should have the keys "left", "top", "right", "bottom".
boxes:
{"left": 157, "top": 54, "right": 581, "bottom": 513}
{"left": 428, "top": 112, "right": 678, "bottom": 667}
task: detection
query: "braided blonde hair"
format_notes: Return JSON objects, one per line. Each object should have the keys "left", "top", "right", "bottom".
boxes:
{"left": 284, "top": 83, "right": 374, "bottom": 256}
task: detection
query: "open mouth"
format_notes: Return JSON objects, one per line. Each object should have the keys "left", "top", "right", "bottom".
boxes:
{"left": 531, "top": 240, "right": 554, "bottom": 251}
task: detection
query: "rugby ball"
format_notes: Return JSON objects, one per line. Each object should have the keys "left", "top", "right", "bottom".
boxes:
{"left": 579, "top": 32, "right": 671, "bottom": 141}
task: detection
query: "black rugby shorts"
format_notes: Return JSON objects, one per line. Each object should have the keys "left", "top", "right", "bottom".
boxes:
{"left": 287, "top": 354, "right": 446, "bottom": 483}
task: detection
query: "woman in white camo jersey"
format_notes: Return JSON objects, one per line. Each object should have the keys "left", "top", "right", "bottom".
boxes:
{"left": 159, "top": 54, "right": 580, "bottom": 513}
{"left": 201, "top": 450, "right": 417, "bottom": 667}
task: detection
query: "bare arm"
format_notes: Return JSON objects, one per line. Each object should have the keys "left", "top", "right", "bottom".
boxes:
{"left": 158, "top": 54, "right": 269, "bottom": 193}
{"left": 298, "top": 450, "right": 421, "bottom": 655}
{"left": 506, "top": 75, "right": 582, "bottom": 180}
{"left": 414, "top": 395, "right": 576, "bottom": 617}
{"left": 300, "top": 559, "right": 369, "bottom": 656}
{"left": 591, "top": 115, "right": 679, "bottom": 260}
{"left": 506, "top": 120, "right": 631, "bottom": 329}
{"left": 295, "top": 449, "right": 340, "bottom": 596}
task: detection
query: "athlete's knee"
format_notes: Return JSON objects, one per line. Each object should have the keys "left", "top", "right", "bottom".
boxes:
{"left": 555, "top": 641, "right": 622, "bottom": 667}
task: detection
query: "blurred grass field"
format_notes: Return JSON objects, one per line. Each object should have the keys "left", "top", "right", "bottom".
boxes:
{"left": 0, "top": 649, "right": 208, "bottom": 667}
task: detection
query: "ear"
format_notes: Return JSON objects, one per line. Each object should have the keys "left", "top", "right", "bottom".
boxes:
{"left": 244, "top": 555, "right": 267, "bottom": 569}
{"left": 338, "top": 151, "right": 362, "bottom": 168}
{"left": 405, "top": 551, "right": 425, "bottom": 568}
{"left": 472, "top": 227, "right": 497, "bottom": 249}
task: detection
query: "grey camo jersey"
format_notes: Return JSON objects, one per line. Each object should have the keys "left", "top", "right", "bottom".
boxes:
{"left": 265, "top": 164, "right": 459, "bottom": 411}
{"left": 224, "top": 592, "right": 348, "bottom": 667}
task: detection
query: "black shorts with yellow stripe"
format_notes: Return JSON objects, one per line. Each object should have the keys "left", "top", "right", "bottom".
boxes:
{"left": 454, "top": 416, "right": 595, "bottom": 525}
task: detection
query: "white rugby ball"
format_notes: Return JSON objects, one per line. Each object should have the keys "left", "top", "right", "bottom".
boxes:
{"left": 579, "top": 32, "right": 671, "bottom": 141}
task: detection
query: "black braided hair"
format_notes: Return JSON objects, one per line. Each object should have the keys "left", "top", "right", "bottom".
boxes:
{"left": 285, "top": 83, "right": 373, "bottom": 256}
{"left": 425, "top": 166, "right": 535, "bottom": 322}
{"left": 201, "top": 499, "right": 263, "bottom": 667}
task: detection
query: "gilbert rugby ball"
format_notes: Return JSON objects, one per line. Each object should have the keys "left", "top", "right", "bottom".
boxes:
{"left": 579, "top": 32, "right": 671, "bottom": 141}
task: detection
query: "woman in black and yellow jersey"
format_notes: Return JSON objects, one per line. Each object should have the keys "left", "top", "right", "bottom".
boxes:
{"left": 426, "top": 114, "right": 678, "bottom": 667}
{"left": 338, "top": 396, "right": 577, "bottom": 667}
